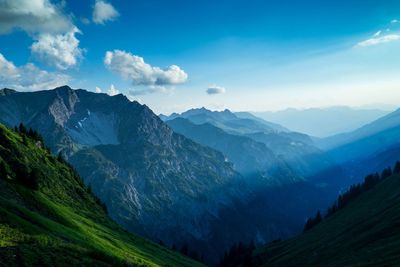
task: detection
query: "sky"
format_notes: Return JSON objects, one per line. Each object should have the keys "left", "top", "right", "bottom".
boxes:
{"left": 0, "top": 0, "right": 399, "bottom": 114}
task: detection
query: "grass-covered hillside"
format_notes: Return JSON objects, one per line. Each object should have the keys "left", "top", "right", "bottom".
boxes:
{"left": 253, "top": 167, "right": 400, "bottom": 267}
{"left": 0, "top": 123, "right": 203, "bottom": 267}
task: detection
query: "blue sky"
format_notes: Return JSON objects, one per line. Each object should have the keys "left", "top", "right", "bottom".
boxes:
{"left": 0, "top": 0, "right": 399, "bottom": 114}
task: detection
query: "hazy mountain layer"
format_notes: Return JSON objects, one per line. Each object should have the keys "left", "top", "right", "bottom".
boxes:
{"left": 164, "top": 108, "right": 335, "bottom": 180}
{"left": 167, "top": 117, "right": 299, "bottom": 185}
{"left": 254, "top": 106, "right": 390, "bottom": 137}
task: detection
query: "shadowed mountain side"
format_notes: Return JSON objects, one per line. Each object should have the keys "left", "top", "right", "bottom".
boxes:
{"left": 0, "top": 86, "right": 318, "bottom": 264}
{"left": 0, "top": 123, "right": 203, "bottom": 267}
{"left": 167, "top": 118, "right": 300, "bottom": 185}
{"left": 253, "top": 171, "right": 400, "bottom": 267}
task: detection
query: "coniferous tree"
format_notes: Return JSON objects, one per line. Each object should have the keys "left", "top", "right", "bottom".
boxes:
{"left": 314, "top": 210, "right": 322, "bottom": 224}
{"left": 180, "top": 244, "right": 189, "bottom": 256}
{"left": 28, "top": 128, "right": 34, "bottom": 138}
{"left": 394, "top": 161, "right": 400, "bottom": 174}
{"left": 304, "top": 210, "right": 322, "bottom": 232}
{"left": 0, "top": 161, "right": 7, "bottom": 180}
{"left": 57, "top": 152, "right": 65, "bottom": 163}
{"left": 218, "top": 241, "right": 255, "bottom": 267}
{"left": 28, "top": 168, "right": 40, "bottom": 190}
{"left": 22, "top": 134, "right": 28, "bottom": 145}
{"left": 18, "top": 123, "right": 27, "bottom": 135}
{"left": 323, "top": 162, "right": 400, "bottom": 225}
{"left": 381, "top": 167, "right": 392, "bottom": 180}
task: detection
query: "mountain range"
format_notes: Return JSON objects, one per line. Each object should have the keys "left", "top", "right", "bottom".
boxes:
{"left": 161, "top": 108, "right": 334, "bottom": 180}
{"left": 0, "top": 123, "right": 201, "bottom": 266}
{"left": 0, "top": 86, "right": 251, "bottom": 263}
{"left": 314, "top": 108, "right": 400, "bottom": 190}
{"left": 0, "top": 87, "right": 320, "bottom": 264}
{"left": 1, "top": 86, "right": 400, "bottom": 266}
{"left": 253, "top": 106, "right": 390, "bottom": 137}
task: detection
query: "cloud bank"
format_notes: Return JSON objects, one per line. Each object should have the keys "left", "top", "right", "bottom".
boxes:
{"left": 0, "top": 53, "right": 70, "bottom": 91}
{"left": 0, "top": 0, "right": 71, "bottom": 34}
{"left": 0, "top": 0, "right": 83, "bottom": 70}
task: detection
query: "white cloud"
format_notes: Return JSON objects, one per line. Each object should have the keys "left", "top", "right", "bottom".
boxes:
{"left": 206, "top": 85, "right": 226, "bottom": 95}
{"left": 373, "top": 30, "right": 381, "bottom": 37}
{"left": 391, "top": 19, "right": 399, "bottom": 24}
{"left": 355, "top": 34, "right": 400, "bottom": 47}
{"left": 93, "top": 0, "right": 119, "bottom": 25}
{"left": 104, "top": 50, "right": 188, "bottom": 92}
{"left": 81, "top": 17, "right": 91, "bottom": 25}
{"left": 0, "top": 0, "right": 72, "bottom": 34}
{"left": 107, "top": 84, "right": 119, "bottom": 96}
{"left": 0, "top": 53, "right": 19, "bottom": 77}
{"left": 94, "top": 84, "right": 120, "bottom": 95}
{"left": 0, "top": 53, "right": 70, "bottom": 91}
{"left": 0, "top": 0, "right": 85, "bottom": 70}
{"left": 31, "top": 27, "right": 83, "bottom": 70}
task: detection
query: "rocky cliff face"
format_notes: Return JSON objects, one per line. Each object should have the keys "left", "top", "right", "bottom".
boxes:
{"left": 1, "top": 86, "right": 317, "bottom": 263}
{"left": 0, "top": 86, "right": 258, "bottom": 261}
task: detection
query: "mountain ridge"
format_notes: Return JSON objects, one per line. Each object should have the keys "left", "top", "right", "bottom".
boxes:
{"left": 0, "top": 86, "right": 247, "bottom": 263}
{"left": 0, "top": 122, "right": 203, "bottom": 266}
{"left": 253, "top": 167, "right": 400, "bottom": 267}
{"left": 1, "top": 86, "right": 306, "bottom": 264}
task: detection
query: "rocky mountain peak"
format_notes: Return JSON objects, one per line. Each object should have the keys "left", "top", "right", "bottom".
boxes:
{"left": 0, "top": 88, "right": 17, "bottom": 96}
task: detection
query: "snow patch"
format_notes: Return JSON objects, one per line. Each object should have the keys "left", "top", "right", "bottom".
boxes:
{"left": 67, "top": 111, "right": 119, "bottom": 146}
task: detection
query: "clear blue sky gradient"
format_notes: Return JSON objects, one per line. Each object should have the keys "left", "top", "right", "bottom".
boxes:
{"left": 1, "top": 0, "right": 400, "bottom": 113}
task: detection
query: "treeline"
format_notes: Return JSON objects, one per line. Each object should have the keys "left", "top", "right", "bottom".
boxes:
{"left": 304, "top": 161, "right": 400, "bottom": 232}
{"left": 0, "top": 124, "right": 45, "bottom": 190}
{"left": 0, "top": 160, "right": 41, "bottom": 189}
{"left": 14, "top": 123, "right": 44, "bottom": 144}
{"left": 166, "top": 242, "right": 204, "bottom": 264}
{"left": 218, "top": 241, "right": 256, "bottom": 267}
{"left": 0, "top": 123, "right": 108, "bottom": 214}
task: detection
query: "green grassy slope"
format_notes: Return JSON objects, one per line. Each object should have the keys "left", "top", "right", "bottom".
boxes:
{"left": 254, "top": 172, "right": 400, "bottom": 267}
{"left": 0, "top": 124, "right": 203, "bottom": 267}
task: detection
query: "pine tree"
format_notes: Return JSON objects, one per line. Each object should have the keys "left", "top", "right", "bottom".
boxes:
{"left": 315, "top": 210, "right": 322, "bottom": 224}
{"left": 394, "top": 161, "right": 400, "bottom": 174}
{"left": 0, "top": 161, "right": 7, "bottom": 180}
{"left": 28, "top": 168, "right": 40, "bottom": 190}
{"left": 22, "top": 134, "right": 28, "bottom": 145}
{"left": 28, "top": 128, "right": 34, "bottom": 138}
{"left": 180, "top": 244, "right": 189, "bottom": 256}
{"left": 381, "top": 167, "right": 393, "bottom": 179}
{"left": 304, "top": 210, "right": 322, "bottom": 232}
{"left": 18, "top": 123, "right": 27, "bottom": 135}
{"left": 57, "top": 152, "right": 65, "bottom": 163}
